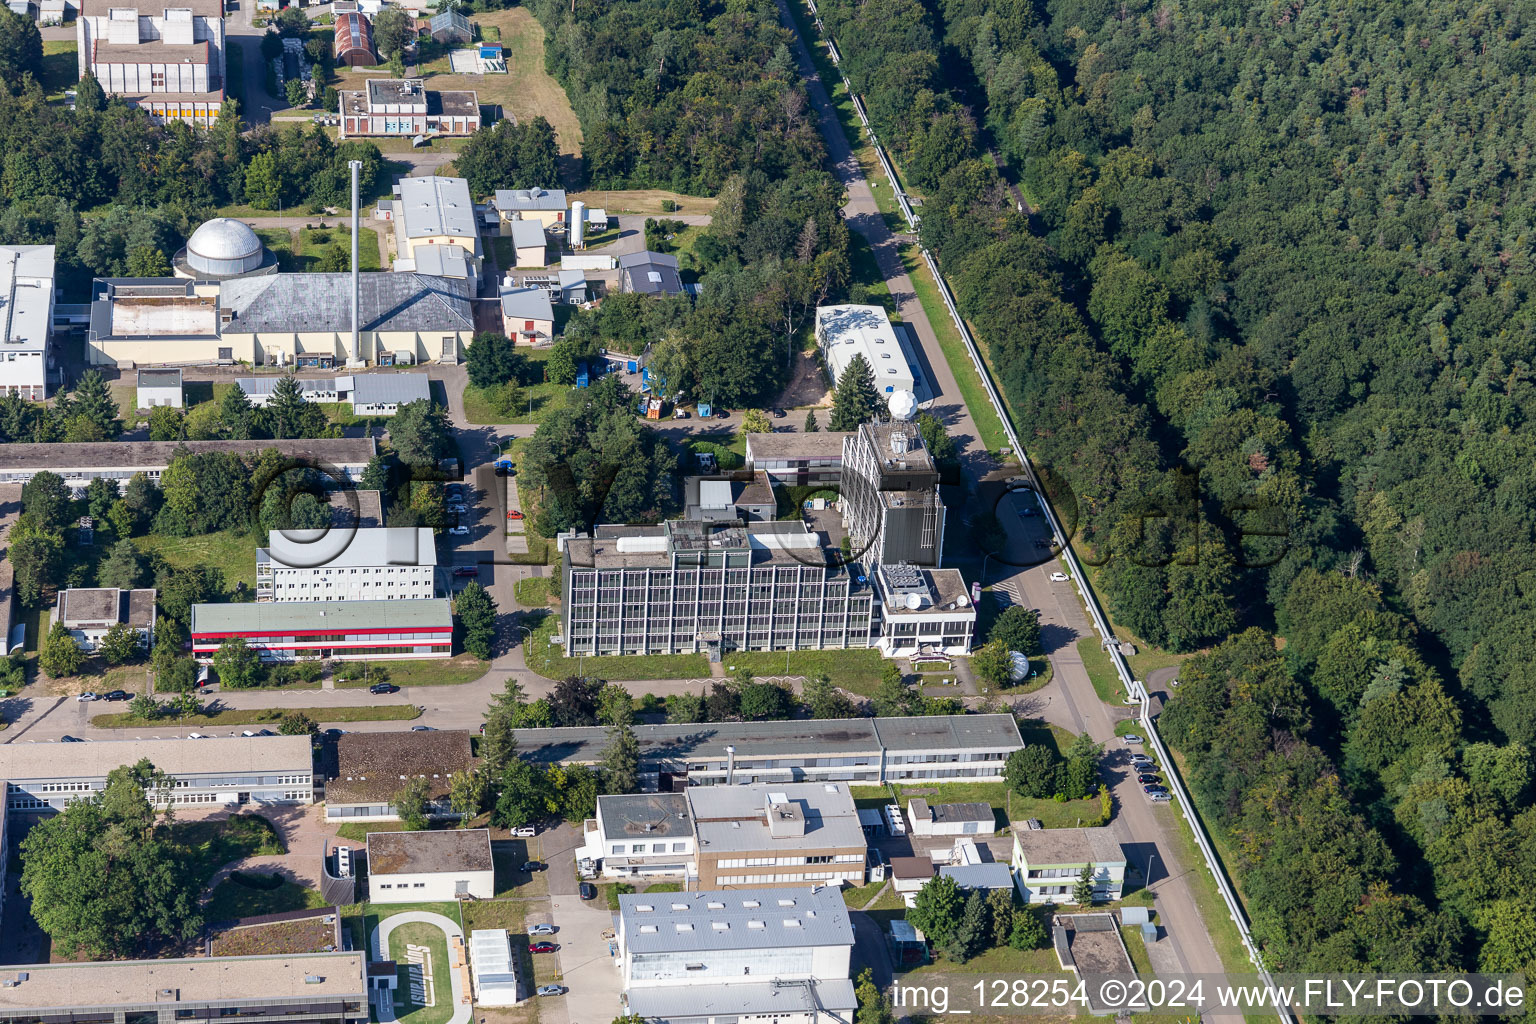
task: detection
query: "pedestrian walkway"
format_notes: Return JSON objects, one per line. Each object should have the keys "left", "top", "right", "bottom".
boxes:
{"left": 370, "top": 911, "right": 472, "bottom": 1024}
{"left": 505, "top": 474, "right": 529, "bottom": 555}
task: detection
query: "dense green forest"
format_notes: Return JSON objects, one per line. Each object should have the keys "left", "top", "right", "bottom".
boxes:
{"left": 527, "top": 0, "right": 825, "bottom": 193}
{"left": 819, "top": 0, "right": 1536, "bottom": 978}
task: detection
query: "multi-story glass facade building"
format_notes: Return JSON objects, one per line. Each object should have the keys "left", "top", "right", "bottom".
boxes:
{"left": 562, "top": 520, "right": 876, "bottom": 658}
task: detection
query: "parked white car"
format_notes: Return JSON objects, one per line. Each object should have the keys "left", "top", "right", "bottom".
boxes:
{"left": 449, "top": 525, "right": 470, "bottom": 536}
{"left": 1049, "top": 572, "right": 1070, "bottom": 582}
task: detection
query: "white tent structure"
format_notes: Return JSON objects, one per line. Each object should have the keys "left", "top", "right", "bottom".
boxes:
{"left": 470, "top": 929, "right": 520, "bottom": 1005}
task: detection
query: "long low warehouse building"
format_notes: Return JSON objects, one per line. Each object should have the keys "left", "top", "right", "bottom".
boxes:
{"left": 0, "top": 953, "right": 367, "bottom": 1023}
{"left": 1, "top": 735, "right": 315, "bottom": 818}
{"left": 191, "top": 598, "right": 453, "bottom": 662}
{"left": 514, "top": 714, "right": 1024, "bottom": 789}
{"left": 0, "top": 438, "right": 377, "bottom": 491}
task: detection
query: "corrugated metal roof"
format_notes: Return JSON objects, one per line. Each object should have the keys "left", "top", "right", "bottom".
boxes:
{"left": 499, "top": 287, "right": 553, "bottom": 321}
{"left": 620, "top": 886, "right": 851, "bottom": 953}
{"left": 494, "top": 187, "right": 566, "bottom": 212}
{"left": 234, "top": 376, "right": 337, "bottom": 398}
{"left": 352, "top": 372, "right": 431, "bottom": 407}
{"left": 191, "top": 598, "right": 452, "bottom": 634}
{"left": 939, "top": 863, "right": 1015, "bottom": 889}
{"left": 221, "top": 273, "right": 472, "bottom": 334}
{"left": 396, "top": 176, "right": 477, "bottom": 241}
{"left": 872, "top": 714, "right": 1025, "bottom": 752}
{"left": 413, "top": 244, "right": 468, "bottom": 280}
{"left": 626, "top": 979, "right": 857, "bottom": 1019}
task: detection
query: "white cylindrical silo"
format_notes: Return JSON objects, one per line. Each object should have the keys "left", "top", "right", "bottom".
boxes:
{"left": 569, "top": 200, "right": 586, "bottom": 249}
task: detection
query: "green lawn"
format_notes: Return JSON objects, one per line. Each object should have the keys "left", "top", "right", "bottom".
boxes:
{"left": 205, "top": 876, "right": 328, "bottom": 922}
{"left": 389, "top": 921, "right": 455, "bottom": 1024}
{"left": 1076, "top": 636, "right": 1130, "bottom": 705}
{"left": 254, "top": 227, "right": 382, "bottom": 272}
{"left": 900, "top": 246, "right": 1012, "bottom": 455}
{"left": 514, "top": 576, "right": 557, "bottom": 607}
{"left": 41, "top": 39, "right": 78, "bottom": 101}
{"left": 332, "top": 655, "right": 489, "bottom": 688}
{"left": 506, "top": 439, "right": 554, "bottom": 565}
{"left": 176, "top": 814, "right": 286, "bottom": 886}
{"left": 1121, "top": 925, "right": 1153, "bottom": 976}
{"left": 93, "top": 703, "right": 421, "bottom": 728}
{"left": 901, "top": 941, "right": 1065, "bottom": 978}
{"left": 725, "top": 649, "right": 888, "bottom": 695}
{"left": 462, "top": 381, "right": 568, "bottom": 425}
{"left": 848, "top": 231, "right": 896, "bottom": 313}
{"left": 336, "top": 821, "right": 409, "bottom": 844}
{"left": 134, "top": 531, "right": 257, "bottom": 595}
{"left": 522, "top": 609, "right": 711, "bottom": 681}
{"left": 866, "top": 884, "right": 906, "bottom": 911}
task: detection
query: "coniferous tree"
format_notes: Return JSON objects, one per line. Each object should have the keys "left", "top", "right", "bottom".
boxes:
{"left": 829, "top": 354, "right": 881, "bottom": 431}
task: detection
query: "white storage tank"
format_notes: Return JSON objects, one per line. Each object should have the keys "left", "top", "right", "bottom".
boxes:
{"left": 569, "top": 200, "right": 586, "bottom": 248}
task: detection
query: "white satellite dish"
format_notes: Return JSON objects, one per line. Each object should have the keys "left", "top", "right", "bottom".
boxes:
{"left": 887, "top": 389, "right": 917, "bottom": 421}
{"left": 904, "top": 592, "right": 923, "bottom": 610}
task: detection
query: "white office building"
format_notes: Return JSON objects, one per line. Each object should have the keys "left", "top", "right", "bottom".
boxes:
{"left": 579, "top": 792, "right": 697, "bottom": 880}
{"left": 0, "top": 245, "right": 56, "bottom": 400}
{"left": 1009, "top": 826, "right": 1126, "bottom": 905}
{"left": 1, "top": 736, "right": 314, "bottom": 818}
{"left": 257, "top": 526, "right": 437, "bottom": 602}
{"left": 618, "top": 886, "right": 856, "bottom": 1024}
{"left": 366, "top": 828, "right": 495, "bottom": 903}
{"left": 815, "top": 305, "right": 914, "bottom": 395}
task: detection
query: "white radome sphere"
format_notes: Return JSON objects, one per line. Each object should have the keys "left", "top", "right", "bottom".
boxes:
{"left": 887, "top": 389, "right": 918, "bottom": 421}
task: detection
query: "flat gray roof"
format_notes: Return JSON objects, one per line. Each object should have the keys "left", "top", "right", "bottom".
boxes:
{"left": 1011, "top": 826, "right": 1127, "bottom": 867}
{"left": 0, "top": 953, "right": 364, "bottom": 1010}
{"left": 0, "top": 438, "right": 376, "bottom": 474}
{"left": 514, "top": 718, "right": 885, "bottom": 765}
{"left": 368, "top": 828, "right": 491, "bottom": 875}
{"left": 508, "top": 219, "right": 546, "bottom": 248}
{"left": 621, "top": 886, "right": 851, "bottom": 953}
{"left": 267, "top": 526, "right": 436, "bottom": 570}
{"left": 396, "top": 176, "right": 477, "bottom": 241}
{"left": 136, "top": 367, "right": 182, "bottom": 388}
{"left": 352, "top": 371, "right": 431, "bottom": 406}
{"left": 745, "top": 431, "right": 852, "bottom": 461}
{"left": 235, "top": 376, "right": 338, "bottom": 398}
{"left": 514, "top": 714, "right": 1023, "bottom": 766}
{"left": 0, "top": 735, "right": 312, "bottom": 783}
{"left": 873, "top": 714, "right": 1024, "bottom": 752}
{"left": 930, "top": 801, "right": 995, "bottom": 824}
{"left": 598, "top": 792, "right": 692, "bottom": 840}
{"left": 690, "top": 781, "right": 865, "bottom": 853}
{"left": 627, "top": 979, "right": 857, "bottom": 1019}
{"left": 191, "top": 598, "right": 452, "bottom": 635}
{"left": 57, "top": 587, "right": 155, "bottom": 628}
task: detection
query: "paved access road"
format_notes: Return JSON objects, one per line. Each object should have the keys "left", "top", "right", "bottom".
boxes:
{"left": 770, "top": 0, "right": 1228, "bottom": 978}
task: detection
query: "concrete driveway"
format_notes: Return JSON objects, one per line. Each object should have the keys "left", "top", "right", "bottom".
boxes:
{"left": 550, "top": 891, "right": 623, "bottom": 1024}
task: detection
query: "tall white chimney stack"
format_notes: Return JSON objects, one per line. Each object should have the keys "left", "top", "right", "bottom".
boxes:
{"left": 347, "top": 159, "right": 364, "bottom": 368}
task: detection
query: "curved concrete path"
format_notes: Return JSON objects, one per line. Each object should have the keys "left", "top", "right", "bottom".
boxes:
{"left": 371, "top": 911, "right": 471, "bottom": 1024}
